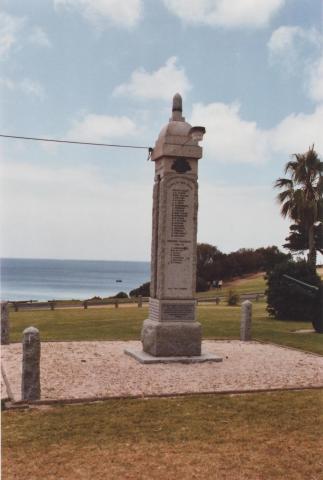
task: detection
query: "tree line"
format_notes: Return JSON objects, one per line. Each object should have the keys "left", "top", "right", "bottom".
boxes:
{"left": 196, "top": 244, "right": 289, "bottom": 291}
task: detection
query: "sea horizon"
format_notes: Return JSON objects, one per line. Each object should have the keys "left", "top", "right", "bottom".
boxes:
{"left": 0, "top": 257, "right": 150, "bottom": 302}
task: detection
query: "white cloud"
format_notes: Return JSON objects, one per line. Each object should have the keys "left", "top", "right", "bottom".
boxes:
{"left": 54, "top": 0, "right": 143, "bottom": 28}
{"left": 268, "top": 26, "right": 321, "bottom": 55}
{"left": 199, "top": 184, "right": 289, "bottom": 252}
{"left": 0, "top": 77, "right": 15, "bottom": 89}
{"left": 28, "top": 26, "right": 51, "bottom": 47}
{"left": 308, "top": 55, "right": 323, "bottom": 103}
{"left": 0, "top": 11, "right": 24, "bottom": 58}
{"left": 163, "top": 0, "right": 285, "bottom": 28}
{"left": 268, "top": 26, "right": 323, "bottom": 98}
{"left": 271, "top": 104, "right": 323, "bottom": 155}
{"left": 0, "top": 76, "right": 45, "bottom": 98}
{"left": 189, "top": 101, "right": 323, "bottom": 163}
{"left": 0, "top": 160, "right": 289, "bottom": 260}
{"left": 190, "top": 102, "right": 269, "bottom": 163}
{"left": 20, "top": 78, "right": 45, "bottom": 98}
{"left": 0, "top": 161, "right": 151, "bottom": 260}
{"left": 66, "top": 113, "right": 138, "bottom": 142}
{"left": 268, "top": 26, "right": 304, "bottom": 53}
{"left": 0, "top": 12, "right": 51, "bottom": 59}
{"left": 114, "top": 57, "right": 191, "bottom": 101}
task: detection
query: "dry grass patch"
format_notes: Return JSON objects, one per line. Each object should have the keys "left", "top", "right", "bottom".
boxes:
{"left": 3, "top": 390, "right": 323, "bottom": 479}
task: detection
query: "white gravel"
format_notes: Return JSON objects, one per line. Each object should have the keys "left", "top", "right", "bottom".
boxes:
{"left": 1, "top": 340, "right": 323, "bottom": 402}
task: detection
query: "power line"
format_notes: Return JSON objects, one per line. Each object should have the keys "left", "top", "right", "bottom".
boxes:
{"left": 0, "top": 134, "right": 152, "bottom": 151}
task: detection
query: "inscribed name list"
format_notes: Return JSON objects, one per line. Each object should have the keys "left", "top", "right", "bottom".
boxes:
{"left": 164, "top": 177, "right": 195, "bottom": 297}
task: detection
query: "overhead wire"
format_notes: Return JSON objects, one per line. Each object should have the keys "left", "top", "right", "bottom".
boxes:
{"left": 0, "top": 134, "right": 152, "bottom": 151}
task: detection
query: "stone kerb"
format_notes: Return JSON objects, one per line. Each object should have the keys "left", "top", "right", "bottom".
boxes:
{"left": 22, "top": 326, "right": 41, "bottom": 401}
{"left": 240, "top": 300, "right": 252, "bottom": 341}
{"left": 1, "top": 301, "right": 10, "bottom": 345}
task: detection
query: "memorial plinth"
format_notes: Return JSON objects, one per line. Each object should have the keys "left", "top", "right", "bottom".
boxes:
{"left": 125, "top": 93, "right": 222, "bottom": 363}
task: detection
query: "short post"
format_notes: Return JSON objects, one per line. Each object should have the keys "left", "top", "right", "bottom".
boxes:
{"left": 22, "top": 327, "right": 41, "bottom": 401}
{"left": 215, "top": 297, "right": 220, "bottom": 305}
{"left": 1, "top": 302, "right": 10, "bottom": 345}
{"left": 49, "top": 301, "right": 55, "bottom": 311}
{"left": 115, "top": 299, "right": 119, "bottom": 308}
{"left": 13, "top": 302, "right": 19, "bottom": 312}
{"left": 83, "top": 300, "right": 88, "bottom": 309}
{"left": 240, "top": 300, "right": 252, "bottom": 341}
{"left": 138, "top": 295, "right": 142, "bottom": 308}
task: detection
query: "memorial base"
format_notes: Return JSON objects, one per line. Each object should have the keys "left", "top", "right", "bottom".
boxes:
{"left": 141, "top": 319, "right": 202, "bottom": 357}
{"left": 124, "top": 348, "right": 223, "bottom": 364}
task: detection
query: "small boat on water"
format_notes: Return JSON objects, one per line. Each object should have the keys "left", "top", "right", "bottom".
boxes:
{"left": 116, "top": 279, "right": 122, "bottom": 283}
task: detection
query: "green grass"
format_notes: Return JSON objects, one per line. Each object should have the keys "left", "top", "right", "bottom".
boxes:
{"left": 4, "top": 271, "right": 323, "bottom": 479}
{"left": 197, "top": 273, "right": 267, "bottom": 298}
{"left": 3, "top": 390, "right": 323, "bottom": 479}
{"left": 8, "top": 301, "right": 323, "bottom": 354}
{"left": 9, "top": 306, "right": 146, "bottom": 342}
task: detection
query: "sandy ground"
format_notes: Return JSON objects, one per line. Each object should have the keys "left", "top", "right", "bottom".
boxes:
{"left": 2, "top": 340, "right": 323, "bottom": 403}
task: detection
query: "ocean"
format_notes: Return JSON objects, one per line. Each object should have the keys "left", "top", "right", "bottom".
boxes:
{"left": 0, "top": 258, "right": 150, "bottom": 301}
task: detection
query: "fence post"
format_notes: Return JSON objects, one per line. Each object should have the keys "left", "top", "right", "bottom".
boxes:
{"left": 138, "top": 295, "right": 142, "bottom": 308}
{"left": 115, "top": 299, "right": 119, "bottom": 308}
{"left": 240, "top": 300, "right": 252, "bottom": 341}
{"left": 22, "top": 326, "right": 41, "bottom": 401}
{"left": 13, "top": 302, "right": 19, "bottom": 312}
{"left": 1, "top": 302, "right": 10, "bottom": 345}
{"left": 83, "top": 301, "right": 88, "bottom": 309}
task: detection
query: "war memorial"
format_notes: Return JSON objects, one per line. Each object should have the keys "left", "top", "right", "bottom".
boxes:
{"left": 125, "top": 93, "right": 222, "bottom": 362}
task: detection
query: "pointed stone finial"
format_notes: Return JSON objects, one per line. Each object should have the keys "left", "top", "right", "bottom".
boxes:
{"left": 172, "top": 93, "right": 182, "bottom": 112}
{"left": 171, "top": 93, "right": 184, "bottom": 121}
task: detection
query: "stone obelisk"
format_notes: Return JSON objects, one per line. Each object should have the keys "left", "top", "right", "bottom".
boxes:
{"left": 125, "top": 93, "right": 222, "bottom": 363}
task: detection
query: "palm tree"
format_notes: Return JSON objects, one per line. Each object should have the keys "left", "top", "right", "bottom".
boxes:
{"left": 275, "top": 145, "right": 323, "bottom": 269}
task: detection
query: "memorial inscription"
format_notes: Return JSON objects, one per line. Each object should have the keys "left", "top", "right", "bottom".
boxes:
{"left": 171, "top": 189, "right": 189, "bottom": 238}
{"left": 161, "top": 303, "right": 195, "bottom": 321}
{"left": 164, "top": 177, "right": 195, "bottom": 296}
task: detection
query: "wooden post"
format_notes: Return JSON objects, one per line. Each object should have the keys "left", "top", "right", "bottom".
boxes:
{"left": 1, "top": 302, "right": 10, "bottom": 345}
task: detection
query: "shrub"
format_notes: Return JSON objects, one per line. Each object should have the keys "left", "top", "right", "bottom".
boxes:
{"left": 196, "top": 276, "right": 209, "bottom": 292}
{"left": 266, "top": 260, "right": 321, "bottom": 323}
{"left": 227, "top": 290, "right": 240, "bottom": 306}
{"left": 114, "top": 291, "right": 128, "bottom": 299}
{"left": 129, "top": 282, "right": 150, "bottom": 297}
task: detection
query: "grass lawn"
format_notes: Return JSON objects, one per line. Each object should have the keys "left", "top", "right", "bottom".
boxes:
{"left": 8, "top": 300, "right": 323, "bottom": 354}
{"left": 4, "top": 273, "right": 322, "bottom": 479}
{"left": 197, "top": 273, "right": 267, "bottom": 298}
{"left": 3, "top": 390, "right": 323, "bottom": 480}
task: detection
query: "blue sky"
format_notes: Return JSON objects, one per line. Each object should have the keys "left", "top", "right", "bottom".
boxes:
{"left": 0, "top": 0, "right": 322, "bottom": 261}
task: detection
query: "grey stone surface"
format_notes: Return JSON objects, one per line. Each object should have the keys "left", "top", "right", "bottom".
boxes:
{"left": 21, "top": 326, "right": 41, "bottom": 401}
{"left": 1, "top": 301, "right": 10, "bottom": 345}
{"left": 240, "top": 300, "right": 252, "bottom": 341}
{"left": 124, "top": 347, "right": 222, "bottom": 364}
{"left": 140, "top": 93, "right": 206, "bottom": 359}
{"left": 141, "top": 319, "right": 202, "bottom": 357}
